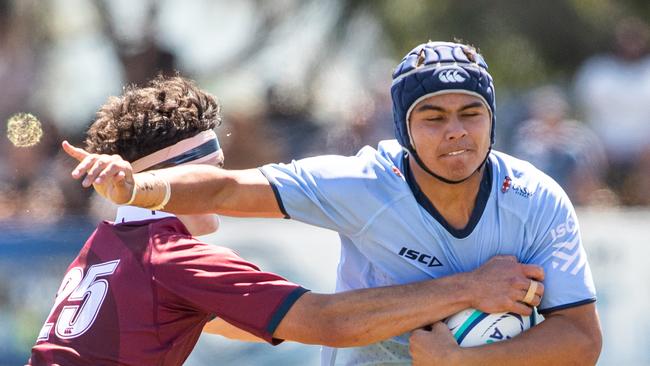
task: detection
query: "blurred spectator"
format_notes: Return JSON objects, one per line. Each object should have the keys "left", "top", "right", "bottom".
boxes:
{"left": 96, "top": 0, "right": 178, "bottom": 86}
{"left": 325, "top": 81, "right": 394, "bottom": 156}
{"left": 0, "top": 119, "right": 67, "bottom": 224}
{"left": 574, "top": 17, "right": 650, "bottom": 205}
{"left": 512, "top": 86, "right": 612, "bottom": 206}
{"left": 0, "top": 1, "right": 37, "bottom": 124}
{"left": 219, "top": 110, "right": 285, "bottom": 169}
{"left": 264, "top": 85, "right": 324, "bottom": 161}
{"left": 622, "top": 148, "right": 650, "bottom": 206}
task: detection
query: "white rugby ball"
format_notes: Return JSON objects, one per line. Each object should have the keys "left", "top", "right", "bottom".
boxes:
{"left": 444, "top": 308, "right": 533, "bottom": 347}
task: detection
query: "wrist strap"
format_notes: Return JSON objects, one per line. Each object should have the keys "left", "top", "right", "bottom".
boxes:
{"left": 146, "top": 173, "right": 171, "bottom": 211}
{"left": 124, "top": 181, "right": 138, "bottom": 206}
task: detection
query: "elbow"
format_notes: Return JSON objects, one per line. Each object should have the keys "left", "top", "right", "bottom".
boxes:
{"left": 286, "top": 293, "right": 375, "bottom": 348}
{"left": 574, "top": 324, "right": 602, "bottom": 365}
{"left": 551, "top": 303, "right": 603, "bottom": 365}
{"left": 309, "top": 299, "right": 369, "bottom": 348}
{"left": 584, "top": 328, "right": 603, "bottom": 365}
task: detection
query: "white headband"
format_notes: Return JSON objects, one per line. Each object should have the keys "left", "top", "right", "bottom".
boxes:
{"left": 130, "top": 130, "right": 223, "bottom": 173}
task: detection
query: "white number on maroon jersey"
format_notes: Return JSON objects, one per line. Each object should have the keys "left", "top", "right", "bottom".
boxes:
{"left": 37, "top": 260, "right": 120, "bottom": 341}
{"left": 37, "top": 267, "right": 84, "bottom": 341}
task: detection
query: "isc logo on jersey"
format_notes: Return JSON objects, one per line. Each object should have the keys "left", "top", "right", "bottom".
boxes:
{"left": 445, "top": 308, "right": 533, "bottom": 347}
{"left": 398, "top": 246, "right": 443, "bottom": 267}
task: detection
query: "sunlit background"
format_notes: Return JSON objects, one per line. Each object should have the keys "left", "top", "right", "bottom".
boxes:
{"left": 2, "top": 0, "right": 650, "bottom": 365}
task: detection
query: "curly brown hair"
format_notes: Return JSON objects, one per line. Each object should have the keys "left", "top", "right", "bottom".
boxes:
{"left": 85, "top": 75, "right": 221, "bottom": 162}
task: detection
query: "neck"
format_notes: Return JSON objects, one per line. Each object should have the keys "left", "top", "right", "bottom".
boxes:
{"left": 409, "top": 157, "right": 485, "bottom": 229}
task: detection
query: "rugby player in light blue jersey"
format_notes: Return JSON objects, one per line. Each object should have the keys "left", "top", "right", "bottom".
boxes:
{"left": 69, "top": 41, "right": 602, "bottom": 365}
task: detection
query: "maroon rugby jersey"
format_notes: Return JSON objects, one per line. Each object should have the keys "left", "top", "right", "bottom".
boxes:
{"left": 29, "top": 217, "right": 307, "bottom": 366}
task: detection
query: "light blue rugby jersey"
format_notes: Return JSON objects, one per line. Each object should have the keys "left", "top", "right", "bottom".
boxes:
{"left": 260, "top": 139, "right": 596, "bottom": 365}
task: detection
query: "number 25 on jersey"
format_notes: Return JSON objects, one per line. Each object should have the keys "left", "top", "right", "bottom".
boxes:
{"left": 37, "top": 260, "right": 120, "bottom": 341}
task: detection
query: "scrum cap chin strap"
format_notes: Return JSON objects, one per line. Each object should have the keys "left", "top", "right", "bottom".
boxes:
{"left": 408, "top": 148, "right": 491, "bottom": 185}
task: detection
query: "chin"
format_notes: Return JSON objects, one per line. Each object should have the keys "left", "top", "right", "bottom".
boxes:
{"left": 446, "top": 159, "right": 484, "bottom": 178}
{"left": 441, "top": 164, "right": 473, "bottom": 178}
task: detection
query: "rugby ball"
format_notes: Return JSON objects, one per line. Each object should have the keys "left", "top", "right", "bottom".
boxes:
{"left": 444, "top": 308, "right": 533, "bottom": 347}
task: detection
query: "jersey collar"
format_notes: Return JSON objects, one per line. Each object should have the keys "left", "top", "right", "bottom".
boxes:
{"left": 115, "top": 206, "right": 175, "bottom": 224}
{"left": 402, "top": 153, "right": 493, "bottom": 239}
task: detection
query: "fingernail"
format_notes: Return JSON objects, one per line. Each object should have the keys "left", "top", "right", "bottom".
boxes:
{"left": 94, "top": 177, "right": 102, "bottom": 184}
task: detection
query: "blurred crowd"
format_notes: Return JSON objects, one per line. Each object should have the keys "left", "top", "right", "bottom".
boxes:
{"left": 1, "top": 2, "right": 650, "bottom": 364}
{"left": 2, "top": 4, "right": 650, "bottom": 231}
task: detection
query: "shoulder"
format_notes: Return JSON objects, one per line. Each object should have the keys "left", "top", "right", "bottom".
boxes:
{"left": 294, "top": 139, "right": 404, "bottom": 176}
{"left": 491, "top": 151, "right": 571, "bottom": 214}
{"left": 147, "top": 218, "right": 254, "bottom": 267}
{"left": 265, "top": 139, "right": 408, "bottom": 189}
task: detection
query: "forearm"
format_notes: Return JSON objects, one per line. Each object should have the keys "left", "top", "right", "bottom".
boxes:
{"left": 131, "top": 165, "right": 282, "bottom": 217}
{"left": 458, "top": 305, "right": 602, "bottom": 365}
{"left": 275, "top": 274, "right": 473, "bottom": 347}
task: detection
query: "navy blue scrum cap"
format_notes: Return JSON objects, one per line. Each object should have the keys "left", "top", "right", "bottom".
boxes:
{"left": 390, "top": 41, "right": 496, "bottom": 152}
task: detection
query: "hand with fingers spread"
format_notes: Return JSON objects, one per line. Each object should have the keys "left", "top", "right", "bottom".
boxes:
{"left": 465, "top": 255, "right": 545, "bottom": 316}
{"left": 62, "top": 140, "right": 135, "bottom": 205}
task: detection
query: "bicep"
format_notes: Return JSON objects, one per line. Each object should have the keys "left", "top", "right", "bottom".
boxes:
{"left": 539, "top": 302, "right": 603, "bottom": 364}
{"left": 218, "top": 168, "right": 285, "bottom": 218}
{"left": 157, "top": 165, "right": 284, "bottom": 217}
{"left": 543, "top": 302, "right": 601, "bottom": 342}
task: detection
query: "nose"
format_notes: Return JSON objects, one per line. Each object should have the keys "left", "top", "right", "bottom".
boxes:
{"left": 445, "top": 115, "right": 467, "bottom": 141}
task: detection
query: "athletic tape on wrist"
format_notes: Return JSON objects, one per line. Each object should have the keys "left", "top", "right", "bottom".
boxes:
{"left": 145, "top": 173, "right": 171, "bottom": 211}
{"left": 125, "top": 183, "right": 138, "bottom": 206}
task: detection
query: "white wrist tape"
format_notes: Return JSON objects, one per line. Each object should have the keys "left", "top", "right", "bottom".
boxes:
{"left": 146, "top": 173, "right": 171, "bottom": 211}
{"left": 125, "top": 182, "right": 138, "bottom": 206}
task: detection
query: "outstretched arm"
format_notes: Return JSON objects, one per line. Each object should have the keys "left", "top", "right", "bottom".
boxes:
{"left": 237, "top": 256, "right": 542, "bottom": 347}
{"left": 409, "top": 303, "right": 601, "bottom": 366}
{"left": 203, "top": 256, "right": 546, "bottom": 347}
{"left": 62, "top": 141, "right": 283, "bottom": 217}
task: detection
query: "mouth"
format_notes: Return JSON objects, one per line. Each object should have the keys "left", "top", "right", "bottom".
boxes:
{"left": 443, "top": 149, "right": 468, "bottom": 157}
